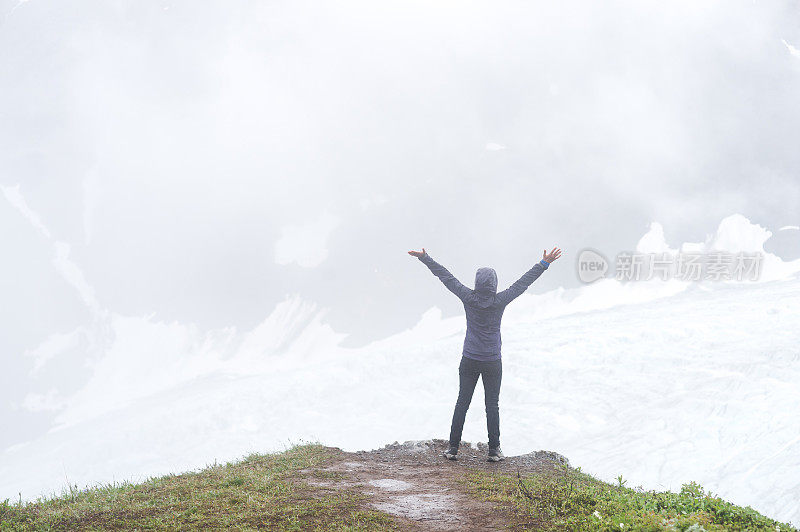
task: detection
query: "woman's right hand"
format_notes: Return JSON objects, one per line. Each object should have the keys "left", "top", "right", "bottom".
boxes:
{"left": 408, "top": 248, "right": 426, "bottom": 258}
{"left": 543, "top": 247, "right": 562, "bottom": 263}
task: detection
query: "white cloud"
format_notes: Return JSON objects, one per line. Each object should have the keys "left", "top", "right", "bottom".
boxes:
{"left": 21, "top": 389, "right": 65, "bottom": 413}
{"left": 4, "top": 0, "right": 31, "bottom": 20}
{"left": 25, "top": 328, "right": 86, "bottom": 373}
{"left": 3, "top": 183, "right": 104, "bottom": 317}
{"left": 82, "top": 170, "right": 102, "bottom": 246}
{"left": 484, "top": 142, "right": 507, "bottom": 151}
{"left": 274, "top": 210, "right": 340, "bottom": 268}
{"left": 359, "top": 193, "right": 388, "bottom": 211}
{"left": 782, "top": 39, "right": 800, "bottom": 59}
{"left": 53, "top": 242, "right": 103, "bottom": 316}
{"left": 1, "top": 184, "right": 52, "bottom": 239}
{"left": 636, "top": 222, "right": 678, "bottom": 254}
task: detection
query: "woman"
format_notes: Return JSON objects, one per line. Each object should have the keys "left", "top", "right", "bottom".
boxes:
{"left": 408, "top": 246, "right": 562, "bottom": 461}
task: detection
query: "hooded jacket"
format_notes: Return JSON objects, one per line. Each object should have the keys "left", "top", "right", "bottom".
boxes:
{"left": 418, "top": 252, "right": 549, "bottom": 362}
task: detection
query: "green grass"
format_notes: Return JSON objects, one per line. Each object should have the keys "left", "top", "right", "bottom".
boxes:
{"left": 460, "top": 462, "right": 798, "bottom": 531}
{"left": 0, "top": 443, "right": 398, "bottom": 531}
{"left": 3, "top": 443, "right": 796, "bottom": 531}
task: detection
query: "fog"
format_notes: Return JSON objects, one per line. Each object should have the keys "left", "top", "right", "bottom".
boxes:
{"left": 2, "top": 0, "right": 800, "bottom": 466}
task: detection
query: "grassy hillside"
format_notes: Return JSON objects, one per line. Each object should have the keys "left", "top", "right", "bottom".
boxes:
{"left": 1, "top": 443, "right": 796, "bottom": 531}
{"left": 463, "top": 464, "right": 797, "bottom": 531}
{"left": 0, "top": 444, "right": 394, "bottom": 531}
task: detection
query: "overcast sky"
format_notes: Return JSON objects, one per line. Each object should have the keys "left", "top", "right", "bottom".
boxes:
{"left": 2, "top": 0, "right": 800, "bottom": 448}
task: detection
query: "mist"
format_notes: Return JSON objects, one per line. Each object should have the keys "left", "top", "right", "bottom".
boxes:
{"left": 2, "top": 0, "right": 800, "bottom": 499}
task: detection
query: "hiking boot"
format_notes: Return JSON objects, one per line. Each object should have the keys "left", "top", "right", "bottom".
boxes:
{"left": 443, "top": 445, "right": 459, "bottom": 460}
{"left": 488, "top": 447, "right": 505, "bottom": 462}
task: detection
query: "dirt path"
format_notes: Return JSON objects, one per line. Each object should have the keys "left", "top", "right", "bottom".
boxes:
{"left": 297, "top": 439, "right": 570, "bottom": 530}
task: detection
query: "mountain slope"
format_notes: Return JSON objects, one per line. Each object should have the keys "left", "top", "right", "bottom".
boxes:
{"left": 2, "top": 441, "right": 795, "bottom": 531}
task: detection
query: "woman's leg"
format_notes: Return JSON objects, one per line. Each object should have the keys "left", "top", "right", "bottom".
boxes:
{"left": 449, "top": 356, "right": 481, "bottom": 448}
{"left": 482, "top": 359, "right": 503, "bottom": 449}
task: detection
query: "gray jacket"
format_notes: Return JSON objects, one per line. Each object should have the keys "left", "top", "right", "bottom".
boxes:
{"left": 418, "top": 252, "right": 549, "bottom": 361}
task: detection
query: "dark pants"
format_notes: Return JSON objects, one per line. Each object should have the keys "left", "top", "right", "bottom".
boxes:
{"left": 449, "top": 355, "right": 502, "bottom": 449}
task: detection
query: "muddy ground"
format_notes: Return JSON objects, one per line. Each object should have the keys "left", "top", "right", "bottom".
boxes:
{"left": 296, "top": 439, "right": 571, "bottom": 530}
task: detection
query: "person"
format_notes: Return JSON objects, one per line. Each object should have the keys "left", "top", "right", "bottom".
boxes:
{"left": 408, "top": 246, "right": 562, "bottom": 462}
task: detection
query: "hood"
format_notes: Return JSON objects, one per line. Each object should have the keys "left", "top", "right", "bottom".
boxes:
{"left": 474, "top": 267, "right": 497, "bottom": 295}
